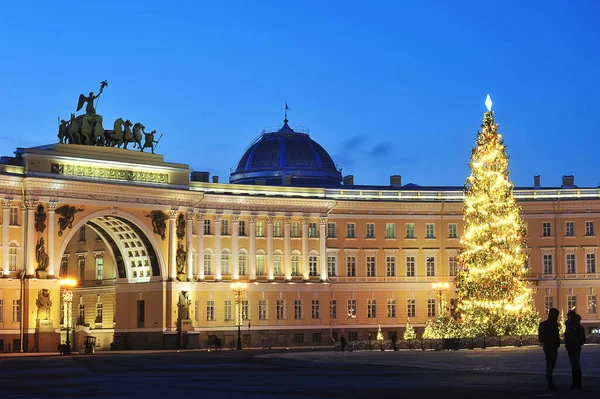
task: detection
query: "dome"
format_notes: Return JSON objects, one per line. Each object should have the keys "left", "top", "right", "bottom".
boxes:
{"left": 230, "top": 121, "right": 342, "bottom": 187}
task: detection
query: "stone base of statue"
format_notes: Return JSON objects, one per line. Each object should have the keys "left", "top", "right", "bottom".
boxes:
{"left": 177, "top": 273, "right": 188, "bottom": 282}
{"left": 35, "top": 319, "right": 59, "bottom": 352}
{"left": 36, "top": 270, "right": 48, "bottom": 279}
{"left": 177, "top": 318, "right": 193, "bottom": 332}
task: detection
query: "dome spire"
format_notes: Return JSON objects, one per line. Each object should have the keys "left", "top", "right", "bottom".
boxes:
{"left": 284, "top": 102, "right": 290, "bottom": 124}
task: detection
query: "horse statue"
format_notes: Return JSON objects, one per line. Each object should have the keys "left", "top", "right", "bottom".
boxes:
{"left": 132, "top": 122, "right": 145, "bottom": 150}
{"left": 122, "top": 119, "right": 134, "bottom": 149}
{"left": 94, "top": 115, "right": 106, "bottom": 146}
{"left": 67, "top": 113, "right": 80, "bottom": 144}
{"left": 104, "top": 118, "right": 126, "bottom": 147}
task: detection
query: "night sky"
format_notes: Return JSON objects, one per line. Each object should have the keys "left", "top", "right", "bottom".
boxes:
{"left": 1, "top": 1, "right": 598, "bottom": 188}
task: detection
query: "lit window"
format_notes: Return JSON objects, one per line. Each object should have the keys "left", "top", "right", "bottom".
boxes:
{"left": 255, "top": 254, "right": 265, "bottom": 276}
{"left": 448, "top": 256, "right": 458, "bottom": 276}
{"left": 256, "top": 221, "right": 265, "bottom": 237}
{"left": 203, "top": 251, "right": 213, "bottom": 275}
{"left": 206, "top": 300, "right": 215, "bottom": 321}
{"left": 9, "top": 243, "right": 18, "bottom": 272}
{"left": 405, "top": 223, "right": 415, "bottom": 239}
{"left": 387, "top": 299, "right": 396, "bottom": 318}
{"left": 258, "top": 299, "right": 267, "bottom": 320}
{"left": 567, "top": 295, "right": 577, "bottom": 311}
{"left": 309, "top": 223, "right": 318, "bottom": 238}
{"left": 221, "top": 251, "right": 230, "bottom": 275}
{"left": 405, "top": 256, "right": 415, "bottom": 277}
{"left": 407, "top": 299, "right": 416, "bottom": 318}
{"left": 427, "top": 299, "right": 436, "bottom": 317}
{"left": 309, "top": 255, "right": 318, "bottom": 277}
{"left": 587, "top": 295, "right": 597, "bottom": 314}
{"left": 291, "top": 222, "right": 300, "bottom": 237}
{"left": 448, "top": 223, "right": 457, "bottom": 239}
{"left": 238, "top": 253, "right": 248, "bottom": 276}
{"left": 386, "top": 223, "right": 395, "bottom": 239}
{"left": 347, "top": 299, "right": 357, "bottom": 318}
{"left": 273, "top": 221, "right": 282, "bottom": 237}
{"left": 426, "top": 223, "right": 435, "bottom": 239}
{"left": 95, "top": 255, "right": 104, "bottom": 280}
{"left": 426, "top": 256, "right": 436, "bottom": 276}
{"left": 273, "top": 254, "right": 283, "bottom": 276}
{"left": 224, "top": 300, "right": 232, "bottom": 321}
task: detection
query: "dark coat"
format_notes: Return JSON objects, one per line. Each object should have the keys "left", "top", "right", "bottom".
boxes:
{"left": 538, "top": 320, "right": 560, "bottom": 349}
{"left": 564, "top": 321, "right": 586, "bottom": 351}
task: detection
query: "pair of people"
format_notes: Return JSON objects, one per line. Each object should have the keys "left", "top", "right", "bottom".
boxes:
{"left": 538, "top": 308, "right": 586, "bottom": 390}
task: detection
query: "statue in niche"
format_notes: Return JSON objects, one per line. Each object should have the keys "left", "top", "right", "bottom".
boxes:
{"left": 36, "top": 289, "right": 52, "bottom": 321}
{"left": 177, "top": 291, "right": 191, "bottom": 321}
{"left": 35, "top": 237, "right": 50, "bottom": 274}
{"left": 176, "top": 242, "right": 187, "bottom": 278}
{"left": 35, "top": 204, "right": 47, "bottom": 233}
{"left": 146, "top": 210, "right": 168, "bottom": 240}
{"left": 55, "top": 205, "right": 84, "bottom": 237}
{"left": 176, "top": 213, "right": 186, "bottom": 241}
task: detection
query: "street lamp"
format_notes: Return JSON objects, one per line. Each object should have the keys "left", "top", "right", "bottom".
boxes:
{"left": 231, "top": 282, "right": 247, "bottom": 350}
{"left": 60, "top": 278, "right": 77, "bottom": 354}
{"left": 432, "top": 282, "right": 449, "bottom": 315}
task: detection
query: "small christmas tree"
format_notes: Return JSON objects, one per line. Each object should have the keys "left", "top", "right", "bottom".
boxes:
{"left": 455, "top": 95, "right": 539, "bottom": 337}
{"left": 404, "top": 318, "right": 417, "bottom": 340}
{"left": 376, "top": 325, "right": 384, "bottom": 341}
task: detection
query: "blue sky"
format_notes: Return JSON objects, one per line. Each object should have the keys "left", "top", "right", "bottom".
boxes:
{"left": 0, "top": 1, "right": 598, "bottom": 188}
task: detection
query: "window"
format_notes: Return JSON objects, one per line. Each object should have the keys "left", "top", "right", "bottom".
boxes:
{"left": 78, "top": 256, "right": 86, "bottom": 282}
{"left": 238, "top": 253, "right": 248, "bottom": 276}
{"left": 426, "top": 256, "right": 436, "bottom": 276}
{"left": 330, "top": 299, "right": 337, "bottom": 319}
{"left": 386, "top": 256, "right": 396, "bottom": 276}
{"left": 311, "top": 300, "right": 320, "bottom": 319}
{"left": 204, "top": 219, "right": 211, "bottom": 235}
{"left": 586, "top": 221, "right": 595, "bottom": 236}
{"left": 256, "top": 221, "right": 265, "bottom": 237}
{"left": 192, "top": 300, "right": 198, "bottom": 321}
{"left": 258, "top": 299, "right": 267, "bottom": 320}
{"left": 565, "top": 221, "right": 574, "bottom": 237}
{"left": 448, "top": 223, "right": 457, "bottom": 238}
{"left": 276, "top": 300, "right": 284, "bottom": 320}
{"left": 293, "top": 333, "right": 304, "bottom": 343}
{"left": 12, "top": 299, "right": 20, "bottom": 322}
{"left": 346, "top": 223, "right": 356, "bottom": 238}
{"left": 241, "top": 300, "right": 249, "bottom": 320}
{"left": 224, "top": 300, "right": 232, "bottom": 321}
{"left": 427, "top": 299, "right": 436, "bottom": 317}
{"left": 367, "top": 299, "right": 377, "bottom": 318}
{"left": 386, "top": 223, "right": 395, "bottom": 239}
{"left": 586, "top": 252, "right": 596, "bottom": 274}
{"left": 312, "top": 333, "right": 322, "bottom": 343}
{"left": 309, "top": 223, "right": 318, "bottom": 238}
{"left": 291, "top": 254, "right": 300, "bottom": 276}
{"left": 543, "top": 254, "right": 553, "bottom": 274}
{"left": 204, "top": 252, "right": 213, "bottom": 275}
{"left": 543, "top": 222, "right": 552, "bottom": 237}
{"left": 366, "top": 256, "right": 376, "bottom": 277}
{"left": 366, "top": 223, "right": 375, "bottom": 238}
{"left": 387, "top": 299, "right": 396, "bottom": 318}
{"left": 221, "top": 220, "right": 229, "bottom": 235}
{"left": 405, "top": 223, "right": 415, "bottom": 238}
{"left": 346, "top": 255, "right": 356, "bottom": 277}
{"left": 327, "top": 223, "right": 336, "bottom": 238}
{"left": 9, "top": 243, "right": 18, "bottom": 272}
{"left": 425, "top": 223, "right": 435, "bottom": 238}
{"left": 273, "top": 221, "right": 282, "bottom": 237}
{"left": 95, "top": 297, "right": 103, "bottom": 324}
{"left": 327, "top": 255, "right": 337, "bottom": 277}
{"left": 588, "top": 295, "right": 597, "bottom": 314}
{"left": 448, "top": 256, "right": 458, "bottom": 276}
{"left": 407, "top": 299, "right": 416, "bottom": 318}
{"left": 566, "top": 253, "right": 576, "bottom": 274}
{"left": 347, "top": 299, "right": 357, "bottom": 318}
{"left": 207, "top": 300, "right": 215, "bottom": 321}
{"left": 309, "top": 255, "right": 318, "bottom": 277}
{"left": 291, "top": 222, "right": 300, "bottom": 237}
{"left": 137, "top": 300, "right": 144, "bottom": 328}
{"left": 95, "top": 256, "right": 103, "bottom": 280}
{"left": 567, "top": 295, "right": 577, "bottom": 311}
{"left": 9, "top": 207, "right": 18, "bottom": 225}
{"left": 256, "top": 254, "right": 265, "bottom": 276}
{"left": 221, "top": 251, "right": 230, "bottom": 275}
{"left": 238, "top": 221, "right": 246, "bottom": 236}
{"left": 544, "top": 296, "right": 554, "bottom": 314}
{"left": 294, "top": 300, "right": 302, "bottom": 319}
{"left": 78, "top": 299, "right": 85, "bottom": 325}
{"left": 0, "top": 299, "right": 3, "bottom": 323}
{"left": 79, "top": 226, "right": 86, "bottom": 242}
{"left": 405, "top": 256, "right": 415, "bottom": 277}
{"left": 273, "top": 254, "right": 283, "bottom": 276}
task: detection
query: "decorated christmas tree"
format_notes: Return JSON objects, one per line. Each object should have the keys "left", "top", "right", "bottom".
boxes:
{"left": 455, "top": 95, "right": 539, "bottom": 337}
{"left": 404, "top": 318, "right": 417, "bottom": 340}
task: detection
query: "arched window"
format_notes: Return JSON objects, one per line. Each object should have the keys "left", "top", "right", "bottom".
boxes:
{"left": 273, "top": 250, "right": 283, "bottom": 276}
{"left": 221, "top": 249, "right": 231, "bottom": 275}
{"left": 256, "top": 251, "right": 266, "bottom": 276}
{"left": 203, "top": 250, "right": 213, "bottom": 276}
{"left": 291, "top": 251, "right": 301, "bottom": 277}
{"left": 309, "top": 250, "right": 319, "bottom": 277}
{"left": 238, "top": 250, "right": 248, "bottom": 276}
{"left": 9, "top": 243, "right": 18, "bottom": 272}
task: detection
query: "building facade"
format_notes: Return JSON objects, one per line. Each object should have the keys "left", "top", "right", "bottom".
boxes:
{"left": 0, "top": 122, "right": 598, "bottom": 352}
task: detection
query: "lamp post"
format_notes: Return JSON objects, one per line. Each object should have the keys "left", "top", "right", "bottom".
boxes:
{"left": 231, "top": 282, "right": 247, "bottom": 350}
{"left": 432, "top": 282, "right": 449, "bottom": 347}
{"left": 60, "top": 278, "right": 77, "bottom": 354}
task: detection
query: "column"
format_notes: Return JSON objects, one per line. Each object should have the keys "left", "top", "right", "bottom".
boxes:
{"left": 168, "top": 209, "right": 177, "bottom": 280}
{"left": 25, "top": 200, "right": 36, "bottom": 277}
{"left": 284, "top": 216, "right": 291, "bottom": 280}
{"left": 47, "top": 201, "right": 58, "bottom": 277}
{"left": 214, "top": 214, "right": 222, "bottom": 280}
{"left": 2, "top": 198, "right": 12, "bottom": 276}
{"left": 197, "top": 212, "right": 205, "bottom": 280}
{"left": 231, "top": 214, "right": 240, "bottom": 280}
{"left": 301, "top": 216, "right": 309, "bottom": 280}
{"left": 319, "top": 216, "right": 328, "bottom": 281}
{"left": 249, "top": 215, "right": 257, "bottom": 280}
{"left": 186, "top": 210, "right": 194, "bottom": 281}
{"left": 267, "top": 215, "right": 274, "bottom": 280}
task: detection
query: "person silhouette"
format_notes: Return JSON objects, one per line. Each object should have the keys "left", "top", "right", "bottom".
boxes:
{"left": 538, "top": 308, "right": 560, "bottom": 390}
{"left": 564, "top": 311, "right": 586, "bottom": 390}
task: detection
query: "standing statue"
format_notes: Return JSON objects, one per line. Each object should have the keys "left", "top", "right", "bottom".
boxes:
{"left": 146, "top": 210, "right": 169, "bottom": 240}
{"left": 176, "top": 242, "right": 187, "bottom": 276}
{"left": 76, "top": 80, "right": 108, "bottom": 116}
{"left": 36, "top": 237, "right": 50, "bottom": 272}
{"left": 35, "top": 204, "right": 47, "bottom": 233}
{"left": 55, "top": 205, "right": 84, "bottom": 236}
{"left": 177, "top": 291, "right": 191, "bottom": 321}
{"left": 176, "top": 213, "right": 186, "bottom": 241}
{"left": 36, "top": 289, "right": 52, "bottom": 321}
{"left": 58, "top": 118, "right": 70, "bottom": 144}
{"left": 142, "top": 130, "right": 161, "bottom": 153}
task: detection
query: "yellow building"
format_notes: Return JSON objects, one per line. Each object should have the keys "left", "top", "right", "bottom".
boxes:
{"left": 0, "top": 120, "right": 598, "bottom": 352}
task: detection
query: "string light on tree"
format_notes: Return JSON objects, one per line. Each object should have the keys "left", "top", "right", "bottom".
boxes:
{"left": 455, "top": 95, "right": 539, "bottom": 337}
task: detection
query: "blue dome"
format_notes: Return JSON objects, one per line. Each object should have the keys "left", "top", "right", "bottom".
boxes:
{"left": 230, "top": 122, "right": 342, "bottom": 187}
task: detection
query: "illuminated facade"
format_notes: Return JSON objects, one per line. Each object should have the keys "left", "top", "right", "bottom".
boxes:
{"left": 0, "top": 122, "right": 599, "bottom": 352}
